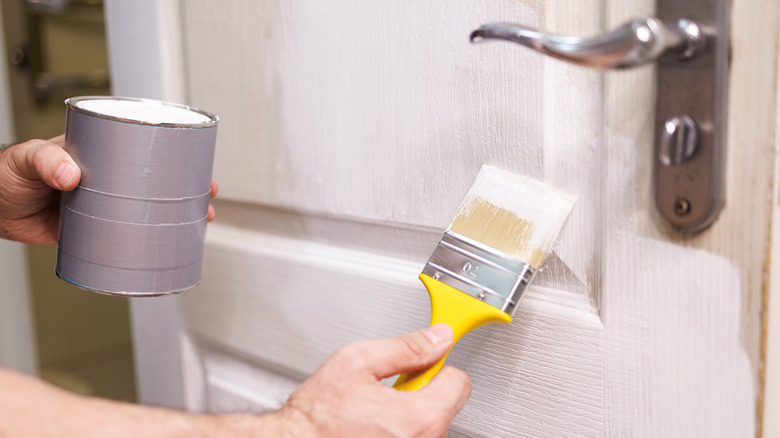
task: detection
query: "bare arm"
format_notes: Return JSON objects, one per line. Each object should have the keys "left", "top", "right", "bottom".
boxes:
{"left": 0, "top": 324, "right": 468, "bottom": 437}
{"left": 0, "top": 366, "right": 281, "bottom": 437}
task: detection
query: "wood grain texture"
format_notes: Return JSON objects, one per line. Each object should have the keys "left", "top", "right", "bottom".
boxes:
{"left": 182, "top": 224, "right": 604, "bottom": 437}
{"left": 183, "top": 0, "right": 544, "bottom": 225}
{"left": 762, "top": 17, "right": 780, "bottom": 437}
{"left": 181, "top": 0, "right": 596, "bottom": 299}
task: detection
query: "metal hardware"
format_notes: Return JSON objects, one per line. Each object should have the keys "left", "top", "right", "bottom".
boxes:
{"left": 470, "top": 17, "right": 703, "bottom": 69}
{"left": 421, "top": 231, "right": 536, "bottom": 316}
{"left": 660, "top": 115, "right": 698, "bottom": 166}
{"left": 470, "top": 0, "right": 728, "bottom": 232}
{"left": 674, "top": 198, "right": 691, "bottom": 217}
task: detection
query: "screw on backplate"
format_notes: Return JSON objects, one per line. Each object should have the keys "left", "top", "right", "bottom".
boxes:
{"left": 674, "top": 198, "right": 691, "bottom": 217}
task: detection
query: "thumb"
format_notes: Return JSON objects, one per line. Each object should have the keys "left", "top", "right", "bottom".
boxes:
{"left": 8, "top": 139, "right": 81, "bottom": 191}
{"left": 340, "top": 324, "right": 454, "bottom": 380}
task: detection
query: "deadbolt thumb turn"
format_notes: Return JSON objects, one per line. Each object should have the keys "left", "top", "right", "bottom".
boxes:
{"left": 470, "top": 2, "right": 728, "bottom": 233}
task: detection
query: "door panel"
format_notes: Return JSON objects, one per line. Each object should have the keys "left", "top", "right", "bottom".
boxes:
{"left": 182, "top": 219, "right": 604, "bottom": 436}
{"left": 105, "top": 0, "right": 780, "bottom": 436}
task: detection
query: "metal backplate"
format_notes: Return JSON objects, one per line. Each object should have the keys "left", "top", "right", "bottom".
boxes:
{"left": 653, "top": 0, "right": 728, "bottom": 232}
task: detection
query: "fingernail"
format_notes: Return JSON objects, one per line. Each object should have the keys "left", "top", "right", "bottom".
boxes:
{"left": 422, "top": 323, "right": 453, "bottom": 346}
{"left": 54, "top": 163, "right": 77, "bottom": 188}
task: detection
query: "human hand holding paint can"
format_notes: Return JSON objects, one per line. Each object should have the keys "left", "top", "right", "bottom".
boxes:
{"left": 56, "top": 96, "right": 218, "bottom": 296}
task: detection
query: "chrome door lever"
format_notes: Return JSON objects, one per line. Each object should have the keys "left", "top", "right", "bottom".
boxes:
{"left": 470, "top": 1, "right": 729, "bottom": 233}
{"left": 470, "top": 17, "right": 704, "bottom": 69}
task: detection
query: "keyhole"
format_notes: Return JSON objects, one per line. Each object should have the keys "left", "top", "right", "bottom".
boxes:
{"left": 674, "top": 198, "right": 691, "bottom": 217}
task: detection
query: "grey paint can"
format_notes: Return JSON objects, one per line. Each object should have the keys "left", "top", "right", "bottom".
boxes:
{"left": 56, "top": 96, "right": 219, "bottom": 296}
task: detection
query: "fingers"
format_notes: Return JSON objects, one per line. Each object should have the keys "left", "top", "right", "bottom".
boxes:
{"left": 391, "top": 366, "right": 470, "bottom": 438}
{"left": 421, "top": 365, "right": 471, "bottom": 414}
{"left": 8, "top": 139, "right": 80, "bottom": 191}
{"left": 333, "top": 324, "right": 454, "bottom": 380}
{"left": 207, "top": 181, "right": 218, "bottom": 221}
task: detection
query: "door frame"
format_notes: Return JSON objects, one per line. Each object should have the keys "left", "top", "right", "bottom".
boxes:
{"left": 104, "top": 0, "right": 190, "bottom": 410}
{"left": 763, "top": 47, "right": 780, "bottom": 435}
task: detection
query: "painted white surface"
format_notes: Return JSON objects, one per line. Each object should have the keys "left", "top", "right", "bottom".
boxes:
{"left": 202, "top": 348, "right": 299, "bottom": 415}
{"left": 104, "top": 0, "right": 185, "bottom": 102}
{"left": 110, "top": 0, "right": 779, "bottom": 435}
{"left": 603, "top": 234, "right": 753, "bottom": 436}
{"left": 0, "top": 3, "right": 37, "bottom": 376}
{"left": 183, "top": 224, "right": 604, "bottom": 436}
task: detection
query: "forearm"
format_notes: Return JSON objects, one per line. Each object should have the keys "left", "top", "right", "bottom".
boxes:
{"left": 0, "top": 367, "right": 291, "bottom": 437}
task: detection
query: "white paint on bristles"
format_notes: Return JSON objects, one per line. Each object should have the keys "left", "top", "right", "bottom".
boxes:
{"left": 453, "top": 165, "right": 576, "bottom": 255}
{"left": 76, "top": 99, "right": 213, "bottom": 125}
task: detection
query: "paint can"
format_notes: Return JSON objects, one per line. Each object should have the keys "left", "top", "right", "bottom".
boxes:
{"left": 56, "top": 96, "right": 219, "bottom": 296}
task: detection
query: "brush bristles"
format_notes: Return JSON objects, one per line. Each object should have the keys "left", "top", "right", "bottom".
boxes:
{"left": 448, "top": 166, "right": 575, "bottom": 269}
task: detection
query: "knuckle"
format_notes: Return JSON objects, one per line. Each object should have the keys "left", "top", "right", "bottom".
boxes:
{"left": 31, "top": 145, "right": 49, "bottom": 167}
{"left": 30, "top": 142, "right": 59, "bottom": 169}
{"left": 399, "top": 333, "right": 429, "bottom": 360}
{"left": 328, "top": 343, "right": 367, "bottom": 371}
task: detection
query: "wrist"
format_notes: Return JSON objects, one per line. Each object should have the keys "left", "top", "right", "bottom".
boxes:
{"left": 206, "top": 408, "right": 317, "bottom": 438}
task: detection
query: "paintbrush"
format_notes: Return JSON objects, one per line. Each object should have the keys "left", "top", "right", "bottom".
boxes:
{"left": 394, "top": 165, "right": 575, "bottom": 391}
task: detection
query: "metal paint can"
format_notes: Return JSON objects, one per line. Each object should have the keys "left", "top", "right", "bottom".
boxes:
{"left": 56, "top": 96, "right": 219, "bottom": 296}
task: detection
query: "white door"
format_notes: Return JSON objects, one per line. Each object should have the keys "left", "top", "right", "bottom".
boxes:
{"left": 105, "top": 0, "right": 779, "bottom": 436}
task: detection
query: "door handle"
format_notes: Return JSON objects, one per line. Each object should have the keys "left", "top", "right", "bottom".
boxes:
{"left": 470, "top": 18, "right": 704, "bottom": 69}
{"left": 470, "top": 1, "right": 729, "bottom": 233}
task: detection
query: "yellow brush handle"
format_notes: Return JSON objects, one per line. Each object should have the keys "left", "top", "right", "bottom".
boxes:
{"left": 393, "top": 274, "right": 512, "bottom": 391}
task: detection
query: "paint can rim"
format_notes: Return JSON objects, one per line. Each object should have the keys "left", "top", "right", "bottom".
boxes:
{"left": 65, "top": 95, "right": 219, "bottom": 129}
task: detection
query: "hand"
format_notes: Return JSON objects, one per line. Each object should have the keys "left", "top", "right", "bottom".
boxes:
{"left": 268, "top": 324, "right": 471, "bottom": 437}
{"left": 0, "top": 136, "right": 218, "bottom": 245}
{"left": 0, "top": 325, "right": 469, "bottom": 437}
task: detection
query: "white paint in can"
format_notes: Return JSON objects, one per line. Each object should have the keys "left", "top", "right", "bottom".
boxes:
{"left": 75, "top": 98, "right": 214, "bottom": 125}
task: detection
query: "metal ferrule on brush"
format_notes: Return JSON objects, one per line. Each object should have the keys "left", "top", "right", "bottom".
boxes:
{"left": 421, "top": 231, "right": 536, "bottom": 316}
